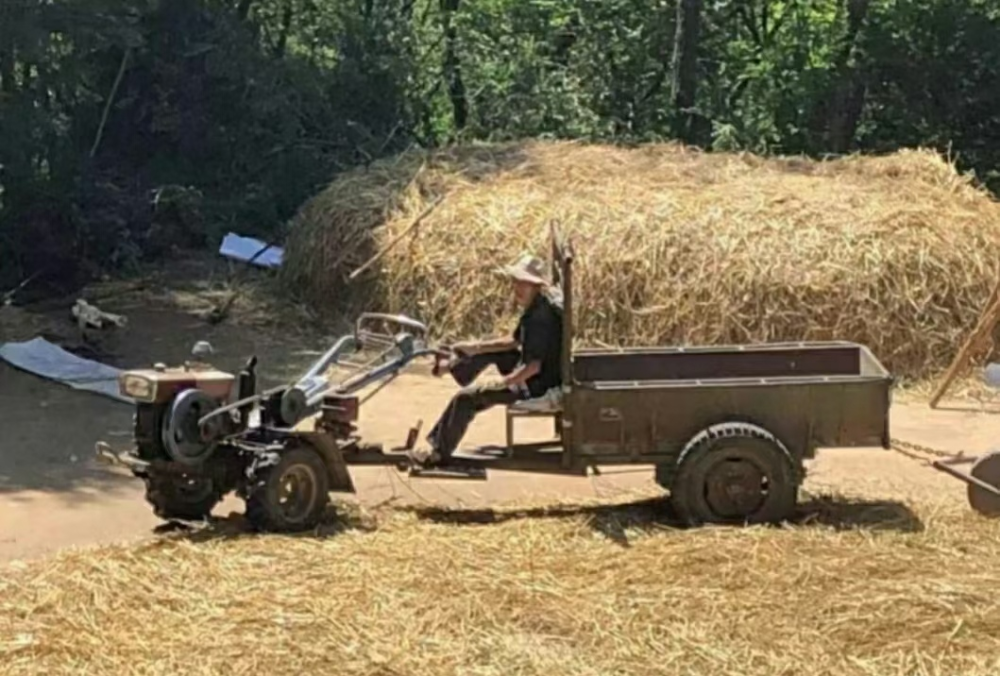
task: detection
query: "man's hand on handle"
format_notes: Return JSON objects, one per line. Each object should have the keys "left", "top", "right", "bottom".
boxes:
{"left": 431, "top": 342, "right": 481, "bottom": 377}
{"left": 502, "top": 360, "right": 540, "bottom": 390}
{"left": 457, "top": 336, "right": 518, "bottom": 356}
{"left": 431, "top": 336, "right": 520, "bottom": 380}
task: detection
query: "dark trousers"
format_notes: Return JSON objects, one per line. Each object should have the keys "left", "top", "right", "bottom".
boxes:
{"left": 427, "top": 350, "right": 523, "bottom": 459}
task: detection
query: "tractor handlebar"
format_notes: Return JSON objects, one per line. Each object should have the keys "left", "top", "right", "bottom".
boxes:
{"left": 355, "top": 313, "right": 428, "bottom": 348}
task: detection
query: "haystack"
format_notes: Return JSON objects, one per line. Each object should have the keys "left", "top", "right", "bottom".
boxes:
{"left": 283, "top": 141, "right": 1000, "bottom": 381}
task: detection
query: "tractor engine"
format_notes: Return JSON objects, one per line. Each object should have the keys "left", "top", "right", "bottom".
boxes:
{"left": 108, "top": 345, "right": 262, "bottom": 523}
{"left": 118, "top": 348, "right": 257, "bottom": 465}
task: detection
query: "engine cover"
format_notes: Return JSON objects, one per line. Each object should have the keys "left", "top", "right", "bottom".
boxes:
{"left": 162, "top": 389, "right": 222, "bottom": 465}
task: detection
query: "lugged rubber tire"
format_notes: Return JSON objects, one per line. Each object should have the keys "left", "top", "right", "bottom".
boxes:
{"left": 144, "top": 473, "right": 223, "bottom": 521}
{"left": 245, "top": 446, "right": 330, "bottom": 533}
{"left": 668, "top": 422, "right": 798, "bottom": 526}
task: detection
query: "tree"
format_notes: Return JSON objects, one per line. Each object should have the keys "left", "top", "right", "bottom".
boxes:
{"left": 671, "top": 0, "right": 702, "bottom": 143}
{"left": 821, "top": 0, "right": 872, "bottom": 153}
{"left": 440, "top": 0, "right": 468, "bottom": 131}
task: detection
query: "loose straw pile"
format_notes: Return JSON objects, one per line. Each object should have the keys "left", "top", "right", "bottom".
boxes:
{"left": 2, "top": 494, "right": 1000, "bottom": 675}
{"left": 283, "top": 141, "right": 1000, "bottom": 381}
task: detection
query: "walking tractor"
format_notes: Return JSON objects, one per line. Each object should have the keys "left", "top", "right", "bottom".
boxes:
{"left": 96, "top": 226, "right": 898, "bottom": 531}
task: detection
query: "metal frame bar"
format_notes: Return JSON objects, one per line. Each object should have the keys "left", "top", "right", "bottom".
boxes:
{"left": 550, "top": 222, "right": 575, "bottom": 468}
{"left": 355, "top": 313, "right": 429, "bottom": 340}
{"left": 930, "top": 458, "right": 1000, "bottom": 498}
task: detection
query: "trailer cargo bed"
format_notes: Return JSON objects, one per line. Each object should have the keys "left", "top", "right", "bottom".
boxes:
{"left": 567, "top": 341, "right": 892, "bottom": 465}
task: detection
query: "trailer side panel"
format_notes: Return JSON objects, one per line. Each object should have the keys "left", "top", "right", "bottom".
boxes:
{"left": 569, "top": 377, "right": 891, "bottom": 465}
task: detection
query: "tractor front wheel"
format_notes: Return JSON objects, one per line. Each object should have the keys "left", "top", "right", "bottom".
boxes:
{"left": 144, "top": 473, "right": 223, "bottom": 521}
{"left": 245, "top": 446, "right": 330, "bottom": 532}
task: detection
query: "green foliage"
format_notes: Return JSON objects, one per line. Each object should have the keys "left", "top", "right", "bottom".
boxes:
{"left": 0, "top": 0, "right": 414, "bottom": 289}
{"left": 859, "top": 0, "right": 1000, "bottom": 183}
{"left": 2, "top": 0, "right": 999, "bottom": 291}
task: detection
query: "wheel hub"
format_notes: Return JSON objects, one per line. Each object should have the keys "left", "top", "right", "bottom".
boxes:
{"left": 163, "top": 389, "right": 220, "bottom": 465}
{"left": 176, "top": 475, "right": 214, "bottom": 502}
{"left": 276, "top": 464, "right": 319, "bottom": 524}
{"left": 704, "top": 457, "right": 767, "bottom": 520}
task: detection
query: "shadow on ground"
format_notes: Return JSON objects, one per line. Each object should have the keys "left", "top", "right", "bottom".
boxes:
{"left": 163, "top": 493, "right": 923, "bottom": 550}
{"left": 0, "top": 361, "right": 140, "bottom": 501}
{"left": 0, "top": 290, "right": 324, "bottom": 498}
{"left": 404, "top": 494, "right": 924, "bottom": 547}
{"left": 152, "top": 503, "right": 380, "bottom": 544}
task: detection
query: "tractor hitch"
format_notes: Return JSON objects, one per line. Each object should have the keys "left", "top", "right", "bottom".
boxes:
{"left": 95, "top": 442, "right": 149, "bottom": 472}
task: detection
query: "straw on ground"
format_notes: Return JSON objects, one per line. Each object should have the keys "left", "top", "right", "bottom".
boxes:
{"left": 2, "top": 491, "right": 1000, "bottom": 676}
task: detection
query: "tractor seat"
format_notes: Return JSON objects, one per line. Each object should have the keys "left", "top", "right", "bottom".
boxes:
{"left": 505, "top": 387, "right": 564, "bottom": 453}
{"left": 509, "top": 387, "right": 563, "bottom": 414}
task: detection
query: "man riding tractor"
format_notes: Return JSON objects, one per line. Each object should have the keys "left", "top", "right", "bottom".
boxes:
{"left": 409, "top": 254, "right": 563, "bottom": 468}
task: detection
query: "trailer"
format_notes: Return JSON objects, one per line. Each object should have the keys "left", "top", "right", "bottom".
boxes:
{"left": 96, "top": 224, "right": 894, "bottom": 530}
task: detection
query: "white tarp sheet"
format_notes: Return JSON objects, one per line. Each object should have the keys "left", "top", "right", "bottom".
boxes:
{"left": 985, "top": 363, "right": 1000, "bottom": 389}
{"left": 218, "top": 232, "right": 283, "bottom": 268}
{"left": 0, "top": 337, "right": 132, "bottom": 403}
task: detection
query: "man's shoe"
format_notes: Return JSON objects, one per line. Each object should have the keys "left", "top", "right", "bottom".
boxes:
{"left": 406, "top": 447, "right": 442, "bottom": 467}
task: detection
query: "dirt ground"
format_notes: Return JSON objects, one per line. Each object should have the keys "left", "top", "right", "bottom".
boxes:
{"left": 1, "top": 272, "right": 999, "bottom": 562}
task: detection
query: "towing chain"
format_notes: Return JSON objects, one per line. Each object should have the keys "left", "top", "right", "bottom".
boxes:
{"left": 889, "top": 437, "right": 970, "bottom": 464}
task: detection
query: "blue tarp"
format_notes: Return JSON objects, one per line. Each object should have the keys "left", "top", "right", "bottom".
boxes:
{"left": 218, "top": 232, "right": 283, "bottom": 268}
{"left": 0, "top": 337, "right": 132, "bottom": 403}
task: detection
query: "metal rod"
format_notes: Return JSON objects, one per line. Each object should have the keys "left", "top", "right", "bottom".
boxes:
{"left": 333, "top": 348, "right": 439, "bottom": 397}
{"left": 360, "top": 371, "right": 400, "bottom": 405}
{"left": 302, "top": 335, "right": 359, "bottom": 380}
{"left": 356, "top": 312, "right": 428, "bottom": 338}
{"left": 200, "top": 335, "right": 360, "bottom": 428}
{"left": 302, "top": 348, "right": 439, "bottom": 409}
{"left": 335, "top": 358, "right": 381, "bottom": 370}
{"left": 932, "top": 455, "right": 979, "bottom": 467}
{"left": 199, "top": 384, "right": 287, "bottom": 426}
{"left": 930, "top": 460, "right": 1000, "bottom": 497}
{"left": 326, "top": 343, "right": 401, "bottom": 397}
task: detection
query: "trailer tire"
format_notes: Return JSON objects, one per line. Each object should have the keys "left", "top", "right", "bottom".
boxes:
{"left": 245, "top": 446, "right": 330, "bottom": 533}
{"left": 669, "top": 423, "right": 798, "bottom": 526}
{"left": 968, "top": 451, "right": 1000, "bottom": 517}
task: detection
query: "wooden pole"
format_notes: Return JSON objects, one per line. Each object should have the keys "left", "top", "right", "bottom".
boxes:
{"left": 90, "top": 48, "right": 131, "bottom": 159}
{"left": 348, "top": 195, "right": 445, "bottom": 281}
{"left": 929, "top": 276, "right": 1000, "bottom": 408}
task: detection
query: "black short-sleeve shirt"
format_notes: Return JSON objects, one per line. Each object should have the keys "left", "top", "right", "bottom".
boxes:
{"left": 512, "top": 292, "right": 563, "bottom": 398}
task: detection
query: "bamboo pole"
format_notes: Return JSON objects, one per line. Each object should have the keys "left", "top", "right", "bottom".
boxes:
{"left": 929, "top": 275, "right": 1000, "bottom": 408}
{"left": 90, "top": 48, "right": 131, "bottom": 159}
{"left": 348, "top": 195, "right": 445, "bottom": 281}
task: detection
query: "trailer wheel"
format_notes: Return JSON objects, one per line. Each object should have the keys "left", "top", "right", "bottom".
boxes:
{"left": 669, "top": 423, "right": 798, "bottom": 526}
{"left": 245, "top": 446, "right": 330, "bottom": 532}
{"left": 968, "top": 452, "right": 1000, "bottom": 517}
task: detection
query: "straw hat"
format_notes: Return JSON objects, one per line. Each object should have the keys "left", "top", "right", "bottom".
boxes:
{"left": 499, "top": 254, "right": 548, "bottom": 285}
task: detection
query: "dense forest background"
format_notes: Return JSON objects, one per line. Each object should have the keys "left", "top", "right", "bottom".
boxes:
{"left": 1, "top": 0, "right": 999, "bottom": 293}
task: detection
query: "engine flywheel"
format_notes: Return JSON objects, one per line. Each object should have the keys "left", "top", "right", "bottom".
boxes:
{"left": 162, "top": 389, "right": 221, "bottom": 466}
